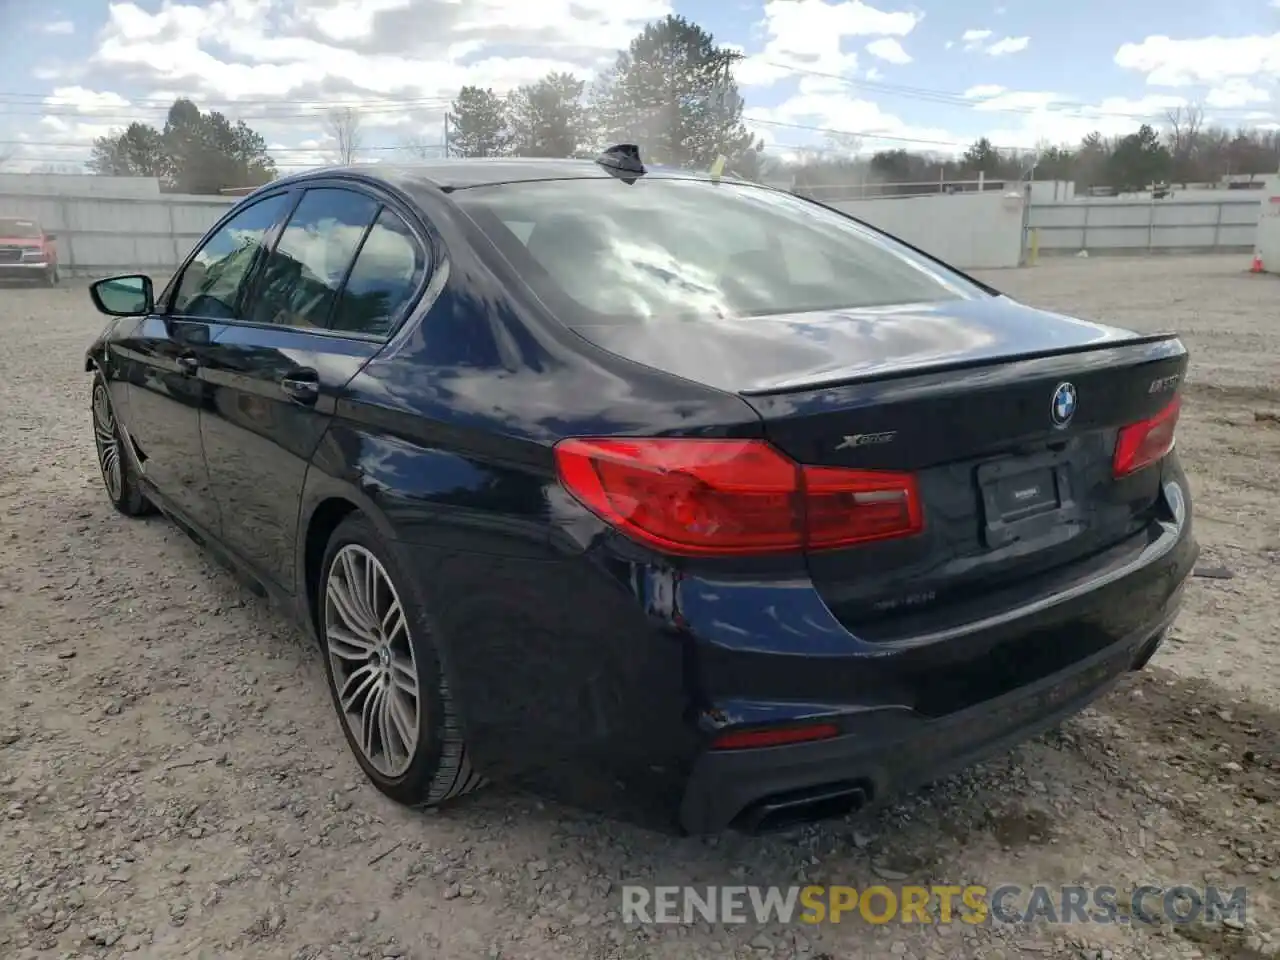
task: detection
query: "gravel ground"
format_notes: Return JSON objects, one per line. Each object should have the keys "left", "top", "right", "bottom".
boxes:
{"left": 1, "top": 255, "right": 1277, "bottom": 960}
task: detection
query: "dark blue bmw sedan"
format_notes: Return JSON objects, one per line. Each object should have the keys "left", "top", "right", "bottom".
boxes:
{"left": 84, "top": 146, "right": 1196, "bottom": 833}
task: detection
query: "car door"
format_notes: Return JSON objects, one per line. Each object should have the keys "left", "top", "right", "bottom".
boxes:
{"left": 114, "top": 191, "right": 293, "bottom": 533}
{"left": 199, "top": 185, "right": 429, "bottom": 592}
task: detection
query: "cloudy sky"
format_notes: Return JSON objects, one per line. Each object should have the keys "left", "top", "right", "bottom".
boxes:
{"left": 1, "top": 0, "right": 1278, "bottom": 172}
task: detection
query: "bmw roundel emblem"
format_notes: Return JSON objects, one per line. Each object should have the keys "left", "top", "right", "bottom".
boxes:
{"left": 1051, "top": 382, "right": 1077, "bottom": 427}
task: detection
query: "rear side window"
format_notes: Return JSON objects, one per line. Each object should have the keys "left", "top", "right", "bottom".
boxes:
{"left": 0, "top": 218, "right": 42, "bottom": 238}
{"left": 454, "top": 178, "right": 980, "bottom": 326}
{"left": 172, "top": 194, "right": 291, "bottom": 319}
{"left": 247, "top": 188, "right": 379, "bottom": 329}
{"left": 330, "top": 209, "right": 425, "bottom": 338}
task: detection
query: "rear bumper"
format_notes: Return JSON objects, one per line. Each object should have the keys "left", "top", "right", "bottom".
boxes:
{"left": 0, "top": 262, "right": 51, "bottom": 274}
{"left": 678, "top": 473, "right": 1196, "bottom": 833}
{"left": 679, "top": 613, "right": 1173, "bottom": 834}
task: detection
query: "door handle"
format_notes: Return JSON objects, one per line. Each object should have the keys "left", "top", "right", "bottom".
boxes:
{"left": 176, "top": 354, "right": 199, "bottom": 376}
{"left": 280, "top": 370, "right": 320, "bottom": 405}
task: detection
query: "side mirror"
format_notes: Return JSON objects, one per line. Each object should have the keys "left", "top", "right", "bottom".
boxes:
{"left": 90, "top": 274, "right": 155, "bottom": 317}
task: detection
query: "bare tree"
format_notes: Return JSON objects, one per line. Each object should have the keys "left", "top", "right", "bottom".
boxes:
{"left": 1164, "top": 103, "right": 1204, "bottom": 185}
{"left": 325, "top": 107, "right": 364, "bottom": 165}
{"left": 398, "top": 136, "right": 446, "bottom": 160}
{"left": 823, "top": 132, "right": 863, "bottom": 157}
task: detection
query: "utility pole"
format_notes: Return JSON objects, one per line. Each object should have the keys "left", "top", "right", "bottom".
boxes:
{"left": 712, "top": 50, "right": 743, "bottom": 115}
{"left": 442, "top": 114, "right": 451, "bottom": 158}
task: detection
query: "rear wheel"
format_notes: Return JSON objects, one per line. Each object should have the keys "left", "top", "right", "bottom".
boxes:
{"left": 91, "top": 373, "right": 152, "bottom": 517}
{"left": 319, "top": 515, "right": 485, "bottom": 808}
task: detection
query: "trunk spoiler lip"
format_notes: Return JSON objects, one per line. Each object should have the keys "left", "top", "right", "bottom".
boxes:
{"left": 738, "top": 331, "right": 1186, "bottom": 398}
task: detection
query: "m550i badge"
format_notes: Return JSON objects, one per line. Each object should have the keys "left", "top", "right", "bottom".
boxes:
{"left": 1149, "top": 374, "right": 1180, "bottom": 394}
{"left": 835, "top": 431, "right": 897, "bottom": 451}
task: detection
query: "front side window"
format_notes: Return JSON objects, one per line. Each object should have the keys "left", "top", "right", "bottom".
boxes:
{"left": 171, "top": 194, "right": 291, "bottom": 320}
{"left": 330, "top": 209, "right": 426, "bottom": 338}
{"left": 454, "top": 178, "right": 984, "bottom": 327}
{"left": 247, "top": 188, "right": 379, "bottom": 329}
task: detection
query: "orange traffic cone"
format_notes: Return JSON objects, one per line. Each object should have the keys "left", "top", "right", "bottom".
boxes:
{"left": 1251, "top": 253, "right": 1264, "bottom": 273}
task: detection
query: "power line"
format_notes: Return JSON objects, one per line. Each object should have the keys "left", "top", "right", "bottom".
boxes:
{"left": 0, "top": 91, "right": 459, "bottom": 109}
{"left": 0, "top": 102, "right": 455, "bottom": 122}
{"left": 0, "top": 58, "right": 1267, "bottom": 125}
{"left": 758, "top": 60, "right": 1265, "bottom": 122}
{"left": 743, "top": 116, "right": 1018, "bottom": 150}
{"left": 0, "top": 115, "right": 1020, "bottom": 161}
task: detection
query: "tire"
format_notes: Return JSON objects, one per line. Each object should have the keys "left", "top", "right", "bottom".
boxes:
{"left": 318, "top": 514, "right": 485, "bottom": 808}
{"left": 90, "top": 372, "right": 153, "bottom": 517}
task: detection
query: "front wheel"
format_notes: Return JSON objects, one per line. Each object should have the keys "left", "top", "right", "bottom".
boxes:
{"left": 319, "top": 515, "right": 485, "bottom": 808}
{"left": 91, "top": 373, "right": 152, "bottom": 517}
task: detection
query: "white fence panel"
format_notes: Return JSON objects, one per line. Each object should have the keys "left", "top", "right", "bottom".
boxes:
{"left": 0, "top": 190, "right": 235, "bottom": 276}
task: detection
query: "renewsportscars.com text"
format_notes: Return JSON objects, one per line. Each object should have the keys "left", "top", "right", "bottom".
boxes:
{"left": 621, "top": 884, "right": 1248, "bottom": 927}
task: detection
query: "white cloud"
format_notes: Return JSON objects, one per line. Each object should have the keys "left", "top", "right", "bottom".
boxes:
{"left": 865, "top": 66, "right": 883, "bottom": 80}
{"left": 44, "top": 87, "right": 132, "bottom": 114}
{"left": 865, "top": 37, "right": 911, "bottom": 64}
{"left": 959, "top": 28, "right": 1027, "bottom": 56}
{"left": 38, "top": 20, "right": 75, "bottom": 35}
{"left": 977, "top": 93, "right": 1191, "bottom": 149}
{"left": 1205, "top": 78, "right": 1271, "bottom": 108}
{"left": 984, "top": 35, "right": 1029, "bottom": 56}
{"left": 963, "top": 84, "right": 1006, "bottom": 99}
{"left": 736, "top": 0, "right": 922, "bottom": 90}
{"left": 746, "top": 88, "right": 969, "bottom": 158}
{"left": 1115, "top": 33, "right": 1280, "bottom": 86}
{"left": 89, "top": 0, "right": 671, "bottom": 105}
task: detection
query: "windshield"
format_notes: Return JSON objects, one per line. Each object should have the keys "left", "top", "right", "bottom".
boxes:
{"left": 0, "top": 218, "right": 42, "bottom": 239}
{"left": 453, "top": 177, "right": 983, "bottom": 327}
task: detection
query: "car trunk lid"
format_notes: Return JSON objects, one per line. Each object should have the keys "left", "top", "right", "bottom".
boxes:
{"left": 571, "top": 296, "right": 1187, "bottom": 641}
{"left": 742, "top": 334, "right": 1187, "bottom": 641}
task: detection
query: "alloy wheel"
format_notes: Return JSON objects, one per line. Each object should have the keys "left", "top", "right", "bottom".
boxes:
{"left": 92, "top": 381, "right": 122, "bottom": 502}
{"left": 324, "top": 544, "right": 422, "bottom": 778}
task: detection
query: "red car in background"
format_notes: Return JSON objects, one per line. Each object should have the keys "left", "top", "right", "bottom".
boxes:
{"left": 0, "top": 217, "right": 59, "bottom": 285}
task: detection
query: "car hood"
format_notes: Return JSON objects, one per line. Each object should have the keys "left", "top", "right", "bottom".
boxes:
{"left": 569, "top": 295, "right": 1148, "bottom": 394}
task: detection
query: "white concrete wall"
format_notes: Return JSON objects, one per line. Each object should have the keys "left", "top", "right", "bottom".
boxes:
{"left": 0, "top": 173, "right": 162, "bottom": 199}
{"left": 1253, "top": 175, "right": 1280, "bottom": 271}
{"left": 831, "top": 191, "right": 1026, "bottom": 269}
{"left": 1026, "top": 180, "right": 1075, "bottom": 203}
{"left": 0, "top": 188, "right": 234, "bottom": 275}
{"left": 1027, "top": 196, "right": 1259, "bottom": 254}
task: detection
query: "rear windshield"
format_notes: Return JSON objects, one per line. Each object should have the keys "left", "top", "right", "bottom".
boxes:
{"left": 453, "top": 177, "right": 982, "bottom": 326}
{"left": 0, "top": 218, "right": 42, "bottom": 238}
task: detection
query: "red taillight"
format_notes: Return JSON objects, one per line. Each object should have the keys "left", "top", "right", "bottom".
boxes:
{"left": 1113, "top": 396, "right": 1181, "bottom": 478}
{"left": 711, "top": 722, "right": 840, "bottom": 750}
{"left": 553, "top": 437, "right": 923, "bottom": 556}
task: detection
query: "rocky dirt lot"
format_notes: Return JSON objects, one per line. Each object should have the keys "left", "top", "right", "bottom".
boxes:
{"left": 0, "top": 255, "right": 1277, "bottom": 960}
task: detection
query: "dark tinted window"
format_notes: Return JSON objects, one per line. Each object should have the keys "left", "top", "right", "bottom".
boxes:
{"left": 247, "top": 188, "right": 379, "bottom": 329}
{"left": 331, "top": 209, "right": 425, "bottom": 338}
{"left": 172, "top": 194, "right": 290, "bottom": 319}
{"left": 454, "top": 178, "right": 981, "bottom": 326}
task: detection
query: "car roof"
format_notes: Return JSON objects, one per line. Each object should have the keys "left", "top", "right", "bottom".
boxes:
{"left": 267, "top": 157, "right": 748, "bottom": 194}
